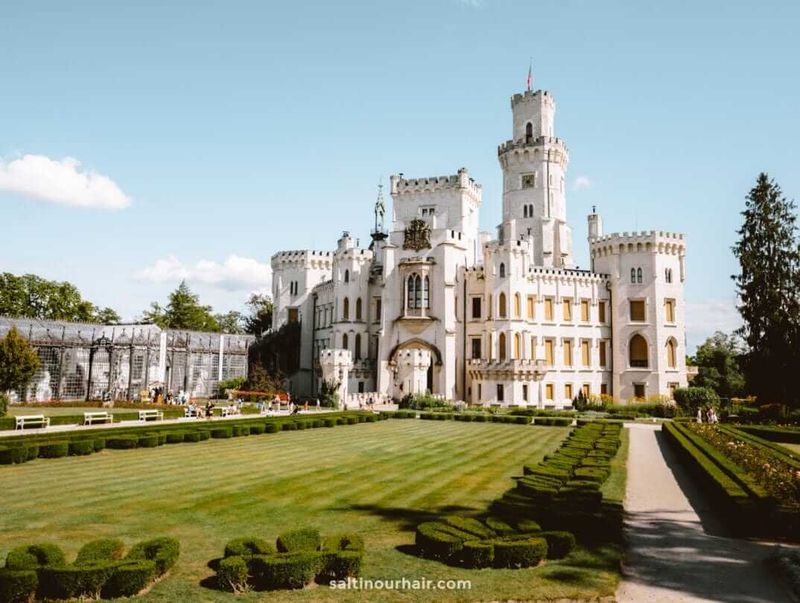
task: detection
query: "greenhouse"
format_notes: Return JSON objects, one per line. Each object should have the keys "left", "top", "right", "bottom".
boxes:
{"left": 0, "top": 316, "right": 254, "bottom": 402}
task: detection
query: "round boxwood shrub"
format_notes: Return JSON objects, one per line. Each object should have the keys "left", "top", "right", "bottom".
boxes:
{"left": 107, "top": 435, "right": 138, "bottom": 450}
{"left": 295, "top": 421, "right": 307, "bottom": 430}
{"left": 232, "top": 425, "right": 249, "bottom": 437}
{"left": 68, "top": 440, "right": 95, "bottom": 456}
{"left": 217, "top": 555, "right": 249, "bottom": 592}
{"left": 37, "top": 563, "right": 118, "bottom": 600}
{"left": 281, "top": 422, "right": 297, "bottom": 431}
{"left": 415, "top": 522, "right": 464, "bottom": 560}
{"left": 323, "top": 418, "right": 336, "bottom": 428}
{"left": 249, "top": 552, "right": 323, "bottom": 590}
{"left": 540, "top": 531, "right": 576, "bottom": 559}
{"left": 6, "top": 543, "right": 65, "bottom": 570}
{"left": 265, "top": 422, "right": 281, "bottom": 433}
{"left": 157, "top": 433, "right": 167, "bottom": 446}
{"left": 93, "top": 438, "right": 106, "bottom": 452}
{"left": 0, "top": 569, "right": 38, "bottom": 603}
{"left": 0, "top": 446, "right": 29, "bottom": 465}
{"left": 249, "top": 423, "right": 265, "bottom": 435}
{"left": 38, "top": 441, "right": 69, "bottom": 459}
{"left": 277, "top": 528, "right": 321, "bottom": 553}
{"left": 101, "top": 560, "right": 157, "bottom": 598}
{"left": 346, "top": 416, "right": 358, "bottom": 425}
{"left": 336, "top": 417, "right": 348, "bottom": 426}
{"left": 76, "top": 538, "right": 125, "bottom": 565}
{"left": 126, "top": 537, "right": 180, "bottom": 575}
{"left": 473, "top": 414, "right": 487, "bottom": 422}
{"left": 224, "top": 538, "right": 276, "bottom": 558}
{"left": 165, "top": 432, "right": 185, "bottom": 444}
{"left": 183, "top": 431, "right": 202, "bottom": 442}
{"left": 492, "top": 537, "right": 548, "bottom": 569}
{"left": 197, "top": 429, "right": 211, "bottom": 441}
{"left": 137, "top": 434, "right": 159, "bottom": 448}
{"left": 321, "top": 533, "right": 364, "bottom": 552}
{"left": 211, "top": 427, "right": 233, "bottom": 439}
{"left": 24, "top": 445, "right": 39, "bottom": 461}
{"left": 320, "top": 550, "right": 362, "bottom": 582}
{"left": 313, "top": 420, "right": 324, "bottom": 428}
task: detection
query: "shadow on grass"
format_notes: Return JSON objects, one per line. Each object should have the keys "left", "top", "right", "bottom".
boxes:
{"left": 334, "top": 503, "right": 477, "bottom": 531}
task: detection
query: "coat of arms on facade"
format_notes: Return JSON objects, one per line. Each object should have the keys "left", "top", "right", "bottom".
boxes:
{"left": 403, "top": 218, "right": 432, "bottom": 251}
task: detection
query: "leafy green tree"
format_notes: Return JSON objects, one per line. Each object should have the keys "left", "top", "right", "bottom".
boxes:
{"left": 244, "top": 293, "right": 273, "bottom": 336}
{"left": 732, "top": 173, "right": 800, "bottom": 407}
{"left": 0, "top": 327, "right": 40, "bottom": 408}
{"left": 0, "top": 272, "right": 120, "bottom": 323}
{"left": 690, "top": 331, "right": 747, "bottom": 399}
{"left": 143, "top": 281, "right": 221, "bottom": 332}
{"left": 215, "top": 311, "right": 245, "bottom": 334}
{"left": 673, "top": 387, "right": 720, "bottom": 414}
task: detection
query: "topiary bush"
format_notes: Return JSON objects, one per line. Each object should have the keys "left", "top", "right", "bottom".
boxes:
{"left": 321, "top": 533, "right": 364, "bottom": 552}
{"left": 460, "top": 540, "right": 494, "bottom": 568}
{"left": 249, "top": 552, "right": 323, "bottom": 590}
{"left": 281, "top": 422, "right": 297, "bottom": 431}
{"left": 5, "top": 543, "right": 65, "bottom": 570}
{"left": 217, "top": 556, "right": 249, "bottom": 592}
{"left": 197, "top": 430, "right": 211, "bottom": 441}
{"left": 106, "top": 435, "right": 138, "bottom": 449}
{"left": 276, "top": 529, "right": 321, "bottom": 553}
{"left": 93, "top": 438, "right": 106, "bottom": 452}
{"left": 0, "top": 569, "right": 37, "bottom": 603}
{"left": 137, "top": 434, "right": 159, "bottom": 448}
{"left": 540, "top": 531, "right": 576, "bottom": 559}
{"left": 323, "top": 418, "right": 336, "bottom": 428}
{"left": 249, "top": 423, "right": 265, "bottom": 435}
{"left": 224, "top": 538, "right": 276, "bottom": 559}
{"left": 37, "top": 563, "right": 118, "bottom": 600}
{"left": 165, "top": 432, "right": 184, "bottom": 444}
{"left": 0, "top": 446, "right": 30, "bottom": 465}
{"left": 76, "top": 539, "right": 125, "bottom": 565}
{"left": 101, "top": 560, "right": 157, "bottom": 598}
{"left": 492, "top": 537, "right": 548, "bottom": 569}
{"left": 211, "top": 427, "right": 233, "bottom": 439}
{"left": 232, "top": 425, "right": 249, "bottom": 437}
{"left": 183, "top": 431, "right": 202, "bottom": 442}
{"left": 319, "top": 550, "right": 362, "bottom": 582}
{"left": 126, "top": 537, "right": 180, "bottom": 575}
{"left": 38, "top": 441, "right": 69, "bottom": 459}
{"left": 68, "top": 439, "right": 95, "bottom": 456}
{"left": 265, "top": 422, "right": 281, "bottom": 433}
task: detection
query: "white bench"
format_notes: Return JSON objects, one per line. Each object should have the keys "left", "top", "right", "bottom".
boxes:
{"left": 221, "top": 406, "right": 241, "bottom": 418}
{"left": 138, "top": 410, "right": 164, "bottom": 422}
{"left": 184, "top": 407, "right": 199, "bottom": 418}
{"left": 15, "top": 415, "right": 50, "bottom": 430}
{"left": 84, "top": 411, "right": 113, "bottom": 425}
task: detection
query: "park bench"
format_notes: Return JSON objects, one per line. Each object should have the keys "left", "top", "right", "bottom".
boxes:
{"left": 15, "top": 415, "right": 50, "bottom": 430}
{"left": 184, "top": 407, "right": 199, "bottom": 418}
{"left": 138, "top": 409, "right": 164, "bottom": 422}
{"left": 221, "top": 406, "right": 241, "bottom": 418}
{"left": 83, "top": 411, "right": 113, "bottom": 425}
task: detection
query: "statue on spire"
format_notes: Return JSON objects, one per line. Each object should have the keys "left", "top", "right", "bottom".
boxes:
{"left": 374, "top": 183, "right": 386, "bottom": 234}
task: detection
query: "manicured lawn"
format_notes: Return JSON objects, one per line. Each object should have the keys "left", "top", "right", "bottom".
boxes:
{"left": 781, "top": 443, "right": 800, "bottom": 455}
{"left": 0, "top": 420, "right": 623, "bottom": 601}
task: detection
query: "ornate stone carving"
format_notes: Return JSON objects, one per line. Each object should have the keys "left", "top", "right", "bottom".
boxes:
{"left": 403, "top": 218, "right": 432, "bottom": 251}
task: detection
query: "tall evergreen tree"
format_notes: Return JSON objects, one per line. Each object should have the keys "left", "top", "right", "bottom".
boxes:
{"left": 143, "top": 281, "right": 221, "bottom": 332}
{"left": 732, "top": 173, "right": 800, "bottom": 406}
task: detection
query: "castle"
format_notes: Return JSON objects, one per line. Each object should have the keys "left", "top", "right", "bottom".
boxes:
{"left": 270, "top": 85, "right": 688, "bottom": 407}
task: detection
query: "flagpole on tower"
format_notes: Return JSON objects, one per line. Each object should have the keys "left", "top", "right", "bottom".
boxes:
{"left": 527, "top": 58, "right": 533, "bottom": 92}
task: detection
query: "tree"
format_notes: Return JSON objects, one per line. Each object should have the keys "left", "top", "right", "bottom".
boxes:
{"left": 215, "top": 311, "right": 245, "bottom": 334}
{"left": 732, "top": 173, "right": 800, "bottom": 407}
{"left": 0, "top": 272, "right": 120, "bottom": 324}
{"left": 0, "top": 327, "right": 40, "bottom": 405}
{"left": 243, "top": 293, "right": 273, "bottom": 336}
{"left": 690, "top": 331, "right": 747, "bottom": 399}
{"left": 143, "top": 281, "right": 221, "bottom": 332}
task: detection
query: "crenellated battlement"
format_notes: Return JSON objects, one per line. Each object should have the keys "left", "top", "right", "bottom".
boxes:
{"left": 319, "top": 348, "right": 353, "bottom": 366}
{"left": 390, "top": 168, "right": 481, "bottom": 201}
{"left": 498, "top": 136, "right": 567, "bottom": 157}
{"left": 271, "top": 250, "right": 334, "bottom": 271}
{"left": 589, "top": 230, "right": 686, "bottom": 257}
{"left": 510, "top": 89, "right": 554, "bottom": 108}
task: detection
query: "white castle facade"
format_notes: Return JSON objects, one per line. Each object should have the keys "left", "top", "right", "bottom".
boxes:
{"left": 270, "top": 85, "right": 688, "bottom": 408}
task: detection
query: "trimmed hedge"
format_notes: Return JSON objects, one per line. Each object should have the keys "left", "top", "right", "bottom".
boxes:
{"left": 38, "top": 563, "right": 118, "bottom": 600}
{"left": 277, "top": 528, "right": 321, "bottom": 553}
{"left": 534, "top": 417, "right": 573, "bottom": 427}
{"left": 102, "top": 561, "right": 157, "bottom": 598}
{"left": 224, "top": 538, "right": 276, "bottom": 558}
{"left": 106, "top": 435, "right": 138, "bottom": 449}
{"left": 38, "top": 441, "right": 69, "bottom": 459}
{"left": 76, "top": 539, "right": 125, "bottom": 565}
{"left": 217, "top": 556, "right": 249, "bottom": 592}
{"left": 68, "top": 439, "right": 95, "bottom": 456}
{"left": 540, "top": 530, "right": 576, "bottom": 559}
{"left": 249, "top": 552, "right": 323, "bottom": 590}
{"left": 137, "top": 434, "right": 159, "bottom": 448}
{"left": 126, "top": 537, "right": 180, "bottom": 575}
{"left": 165, "top": 432, "right": 185, "bottom": 444}
{"left": 5, "top": 544, "right": 66, "bottom": 570}
{"left": 460, "top": 540, "right": 494, "bottom": 568}
{"left": 0, "top": 569, "right": 37, "bottom": 603}
{"left": 493, "top": 537, "right": 548, "bottom": 568}
{"left": 211, "top": 427, "right": 233, "bottom": 439}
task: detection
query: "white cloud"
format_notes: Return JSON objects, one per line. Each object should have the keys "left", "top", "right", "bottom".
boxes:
{"left": 0, "top": 154, "right": 131, "bottom": 210}
{"left": 136, "top": 255, "right": 271, "bottom": 291}
{"left": 685, "top": 298, "right": 742, "bottom": 352}
{"left": 573, "top": 176, "right": 592, "bottom": 191}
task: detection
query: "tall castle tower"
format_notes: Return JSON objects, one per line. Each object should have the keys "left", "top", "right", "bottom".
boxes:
{"left": 498, "top": 89, "right": 573, "bottom": 268}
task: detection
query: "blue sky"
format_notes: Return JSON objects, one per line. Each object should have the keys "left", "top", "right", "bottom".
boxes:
{"left": 1, "top": 0, "right": 798, "bottom": 351}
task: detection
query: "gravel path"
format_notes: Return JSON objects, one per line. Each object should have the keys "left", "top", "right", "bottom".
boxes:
{"left": 616, "top": 423, "right": 788, "bottom": 603}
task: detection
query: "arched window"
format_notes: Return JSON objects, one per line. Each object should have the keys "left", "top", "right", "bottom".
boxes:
{"left": 514, "top": 333, "right": 521, "bottom": 359}
{"left": 514, "top": 293, "right": 521, "bottom": 318}
{"left": 523, "top": 205, "right": 528, "bottom": 218}
{"left": 406, "top": 273, "right": 428, "bottom": 311}
{"left": 342, "top": 333, "right": 349, "bottom": 351}
{"left": 499, "top": 292, "right": 507, "bottom": 318}
{"left": 665, "top": 268, "right": 672, "bottom": 283}
{"left": 355, "top": 298, "right": 362, "bottom": 321}
{"left": 343, "top": 297, "right": 350, "bottom": 320}
{"left": 630, "top": 268, "right": 636, "bottom": 284}
{"left": 355, "top": 333, "right": 362, "bottom": 360}
{"left": 499, "top": 332, "right": 507, "bottom": 361}
{"left": 525, "top": 122, "right": 533, "bottom": 142}
{"left": 629, "top": 334, "right": 648, "bottom": 368}
{"left": 637, "top": 268, "right": 643, "bottom": 284}
{"left": 344, "top": 269, "right": 349, "bottom": 283}
{"left": 499, "top": 263, "right": 506, "bottom": 278}
{"left": 666, "top": 339, "right": 677, "bottom": 369}
{"left": 528, "top": 204, "right": 533, "bottom": 217}
{"left": 423, "top": 276, "right": 430, "bottom": 309}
